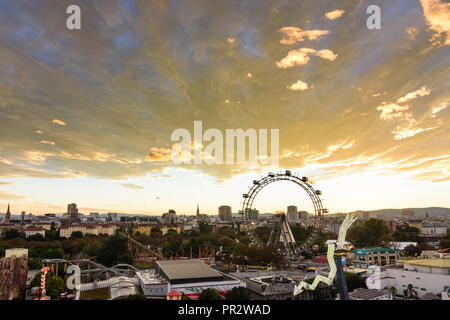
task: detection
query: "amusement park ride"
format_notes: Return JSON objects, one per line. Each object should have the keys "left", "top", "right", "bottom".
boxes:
{"left": 37, "top": 170, "right": 353, "bottom": 300}
{"left": 240, "top": 170, "right": 355, "bottom": 299}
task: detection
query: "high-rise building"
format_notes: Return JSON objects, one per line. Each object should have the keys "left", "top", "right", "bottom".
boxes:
{"left": 162, "top": 209, "right": 177, "bottom": 224}
{"left": 4, "top": 203, "right": 11, "bottom": 223}
{"left": 219, "top": 206, "right": 232, "bottom": 221}
{"left": 90, "top": 212, "right": 99, "bottom": 219}
{"left": 246, "top": 208, "right": 259, "bottom": 221}
{"left": 107, "top": 212, "right": 118, "bottom": 221}
{"left": 67, "top": 203, "right": 79, "bottom": 223}
{"left": 21, "top": 211, "right": 25, "bottom": 224}
{"left": 298, "top": 211, "right": 309, "bottom": 221}
{"left": 287, "top": 205, "right": 298, "bottom": 222}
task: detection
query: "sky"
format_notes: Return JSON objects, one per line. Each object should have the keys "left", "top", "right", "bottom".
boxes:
{"left": 0, "top": 0, "right": 449, "bottom": 215}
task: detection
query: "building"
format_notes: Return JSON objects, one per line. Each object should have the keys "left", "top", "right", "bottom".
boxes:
{"left": 17, "top": 227, "right": 45, "bottom": 238}
{"left": 21, "top": 211, "right": 25, "bottom": 224}
{"left": 107, "top": 212, "right": 118, "bottom": 221}
{"left": 162, "top": 210, "right": 177, "bottom": 224}
{"left": 298, "top": 211, "right": 309, "bottom": 221}
{"left": 343, "top": 288, "right": 392, "bottom": 300}
{"left": 135, "top": 270, "right": 168, "bottom": 296}
{"left": 352, "top": 247, "right": 400, "bottom": 268}
{"left": 218, "top": 206, "right": 232, "bottom": 222}
{"left": 4, "top": 203, "right": 11, "bottom": 223}
{"left": 287, "top": 206, "right": 298, "bottom": 222}
{"left": 5, "top": 248, "right": 28, "bottom": 259}
{"left": 59, "top": 224, "right": 117, "bottom": 238}
{"left": 153, "top": 259, "right": 245, "bottom": 295}
{"left": 90, "top": 212, "right": 99, "bottom": 219}
{"left": 132, "top": 223, "right": 158, "bottom": 236}
{"left": 67, "top": 203, "right": 79, "bottom": 223}
{"left": 421, "top": 222, "right": 447, "bottom": 238}
{"left": 408, "top": 219, "right": 424, "bottom": 233}
{"left": 246, "top": 208, "right": 259, "bottom": 221}
{"left": 365, "top": 259, "right": 450, "bottom": 298}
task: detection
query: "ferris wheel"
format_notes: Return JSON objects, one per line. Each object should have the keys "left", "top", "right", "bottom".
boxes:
{"left": 240, "top": 170, "right": 326, "bottom": 255}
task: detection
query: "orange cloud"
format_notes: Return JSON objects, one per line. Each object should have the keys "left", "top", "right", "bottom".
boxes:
{"left": 276, "top": 48, "right": 337, "bottom": 69}
{"left": 325, "top": 9, "right": 345, "bottom": 20}
{"left": 75, "top": 171, "right": 86, "bottom": 176}
{"left": 279, "top": 27, "right": 329, "bottom": 44}
{"left": 287, "top": 80, "right": 310, "bottom": 91}
{"left": 52, "top": 119, "right": 66, "bottom": 126}
{"left": 396, "top": 86, "right": 431, "bottom": 103}
{"left": 376, "top": 103, "right": 410, "bottom": 120}
{"left": 40, "top": 140, "right": 55, "bottom": 145}
{"left": 227, "top": 37, "right": 235, "bottom": 44}
{"left": 420, "top": 0, "right": 450, "bottom": 45}
{"left": 35, "top": 130, "right": 43, "bottom": 134}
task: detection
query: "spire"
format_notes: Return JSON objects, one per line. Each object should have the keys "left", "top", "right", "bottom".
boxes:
{"left": 196, "top": 203, "right": 199, "bottom": 216}
{"left": 5, "top": 203, "right": 11, "bottom": 223}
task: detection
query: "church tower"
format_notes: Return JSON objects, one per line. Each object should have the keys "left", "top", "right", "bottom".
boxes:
{"left": 4, "top": 203, "right": 11, "bottom": 223}
{"left": 196, "top": 204, "right": 200, "bottom": 216}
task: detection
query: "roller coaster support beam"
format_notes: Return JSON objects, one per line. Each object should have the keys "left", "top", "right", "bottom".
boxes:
{"left": 334, "top": 255, "right": 349, "bottom": 300}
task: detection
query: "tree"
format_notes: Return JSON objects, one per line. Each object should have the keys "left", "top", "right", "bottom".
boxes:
{"left": 344, "top": 272, "right": 367, "bottom": 292}
{"left": 45, "top": 276, "right": 65, "bottom": 299}
{"left": 348, "top": 219, "right": 388, "bottom": 247}
{"left": 390, "top": 286, "right": 397, "bottom": 296}
{"left": 1, "top": 229, "right": 26, "bottom": 240}
{"left": 96, "top": 234, "right": 132, "bottom": 266}
{"left": 70, "top": 231, "right": 83, "bottom": 239}
{"left": 404, "top": 284, "right": 417, "bottom": 299}
{"left": 440, "top": 232, "right": 450, "bottom": 249}
{"left": 199, "top": 288, "right": 220, "bottom": 300}
{"left": 225, "top": 287, "right": 250, "bottom": 300}
{"left": 27, "top": 234, "right": 45, "bottom": 241}
{"left": 45, "top": 222, "right": 60, "bottom": 240}
{"left": 199, "top": 222, "right": 213, "bottom": 234}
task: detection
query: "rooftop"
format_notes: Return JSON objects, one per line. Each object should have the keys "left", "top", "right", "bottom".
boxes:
{"left": 354, "top": 247, "right": 400, "bottom": 255}
{"left": 404, "top": 258, "right": 450, "bottom": 268}
{"left": 156, "top": 259, "right": 222, "bottom": 281}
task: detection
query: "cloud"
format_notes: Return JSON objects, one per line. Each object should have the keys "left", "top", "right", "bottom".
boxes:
{"left": 144, "top": 147, "right": 172, "bottom": 162}
{"left": 276, "top": 48, "right": 337, "bottom": 69}
{"left": 227, "top": 37, "right": 235, "bottom": 44}
{"left": 392, "top": 126, "right": 437, "bottom": 140}
{"left": 40, "top": 140, "right": 56, "bottom": 145}
{"left": 279, "top": 27, "right": 329, "bottom": 44}
{"left": 287, "top": 80, "right": 310, "bottom": 91}
{"left": 0, "top": 190, "right": 27, "bottom": 200}
{"left": 52, "top": 119, "right": 66, "bottom": 126}
{"left": 376, "top": 103, "right": 410, "bottom": 120}
{"left": 420, "top": 0, "right": 450, "bottom": 45}
{"left": 35, "top": 130, "right": 43, "bottom": 134}
{"left": 406, "top": 27, "right": 419, "bottom": 40}
{"left": 75, "top": 171, "right": 86, "bottom": 176}
{"left": 396, "top": 86, "right": 431, "bottom": 103}
{"left": 325, "top": 9, "right": 345, "bottom": 20}
{"left": 247, "top": 73, "right": 252, "bottom": 78}
{"left": 122, "top": 183, "right": 144, "bottom": 190}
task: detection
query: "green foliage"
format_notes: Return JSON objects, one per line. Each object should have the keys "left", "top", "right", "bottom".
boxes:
{"left": 96, "top": 234, "right": 132, "bottom": 266}
{"left": 199, "top": 222, "right": 213, "bottom": 233}
{"left": 199, "top": 288, "right": 220, "bottom": 300}
{"left": 348, "top": 219, "right": 388, "bottom": 247}
{"left": 225, "top": 287, "right": 250, "bottom": 300}
{"left": 70, "top": 231, "right": 84, "bottom": 239}
{"left": 402, "top": 243, "right": 433, "bottom": 257}
{"left": 343, "top": 272, "right": 367, "bottom": 292}
{"left": 45, "top": 222, "right": 60, "bottom": 240}
{"left": 27, "top": 234, "right": 45, "bottom": 241}
{"left": 440, "top": 233, "right": 450, "bottom": 249}
{"left": 1, "top": 229, "right": 26, "bottom": 240}
{"left": 30, "top": 272, "right": 42, "bottom": 288}
{"left": 45, "top": 276, "right": 65, "bottom": 299}
{"left": 392, "top": 226, "right": 423, "bottom": 243}
{"left": 181, "top": 294, "right": 191, "bottom": 300}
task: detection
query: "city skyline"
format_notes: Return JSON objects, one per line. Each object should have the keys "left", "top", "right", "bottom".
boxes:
{"left": 0, "top": 1, "right": 449, "bottom": 215}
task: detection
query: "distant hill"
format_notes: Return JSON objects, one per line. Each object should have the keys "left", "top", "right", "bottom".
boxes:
{"left": 355, "top": 207, "right": 450, "bottom": 218}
